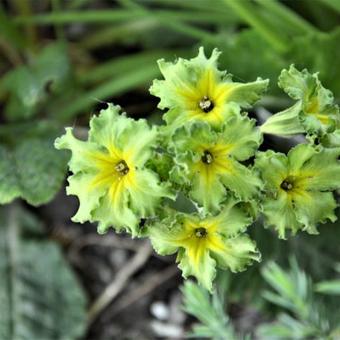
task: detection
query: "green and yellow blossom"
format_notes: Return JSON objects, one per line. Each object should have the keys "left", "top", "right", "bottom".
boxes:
{"left": 55, "top": 104, "right": 174, "bottom": 236}
{"left": 150, "top": 47, "right": 268, "bottom": 132}
{"left": 170, "top": 116, "right": 263, "bottom": 212}
{"left": 261, "top": 65, "right": 340, "bottom": 137}
{"left": 148, "top": 199, "right": 260, "bottom": 291}
{"left": 255, "top": 144, "right": 340, "bottom": 238}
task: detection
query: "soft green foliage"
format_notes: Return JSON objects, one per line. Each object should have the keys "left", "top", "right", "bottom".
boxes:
{"left": 0, "top": 138, "right": 68, "bottom": 206}
{"left": 2, "top": 43, "right": 72, "bottom": 121}
{"left": 0, "top": 0, "right": 340, "bottom": 298}
{"left": 182, "top": 278, "right": 237, "bottom": 340}
{"left": 1, "top": 1, "right": 340, "bottom": 337}
{"left": 0, "top": 205, "right": 87, "bottom": 340}
{"left": 257, "top": 259, "right": 340, "bottom": 339}
{"left": 315, "top": 280, "right": 340, "bottom": 295}
{"left": 182, "top": 260, "right": 340, "bottom": 340}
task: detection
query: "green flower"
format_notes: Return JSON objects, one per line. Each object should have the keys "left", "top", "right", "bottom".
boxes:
{"left": 55, "top": 104, "right": 174, "bottom": 236}
{"left": 255, "top": 144, "right": 340, "bottom": 238}
{"left": 148, "top": 199, "right": 260, "bottom": 291}
{"left": 169, "top": 115, "right": 263, "bottom": 212}
{"left": 261, "top": 65, "right": 340, "bottom": 137}
{"left": 150, "top": 47, "right": 268, "bottom": 132}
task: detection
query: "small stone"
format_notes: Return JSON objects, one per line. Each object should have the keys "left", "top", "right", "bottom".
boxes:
{"left": 150, "top": 301, "right": 170, "bottom": 321}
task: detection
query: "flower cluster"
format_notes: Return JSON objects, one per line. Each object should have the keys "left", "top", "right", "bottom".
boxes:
{"left": 56, "top": 48, "right": 340, "bottom": 291}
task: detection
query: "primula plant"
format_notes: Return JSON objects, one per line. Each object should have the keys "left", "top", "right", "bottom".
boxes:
{"left": 56, "top": 48, "right": 340, "bottom": 291}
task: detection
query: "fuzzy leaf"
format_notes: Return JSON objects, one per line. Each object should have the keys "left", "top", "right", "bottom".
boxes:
{"left": 0, "top": 206, "right": 86, "bottom": 340}
{"left": 3, "top": 43, "right": 72, "bottom": 121}
{"left": 0, "top": 138, "right": 68, "bottom": 206}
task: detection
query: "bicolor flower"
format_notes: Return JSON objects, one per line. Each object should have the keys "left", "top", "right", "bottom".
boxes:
{"left": 170, "top": 116, "right": 263, "bottom": 212}
{"left": 55, "top": 104, "right": 174, "bottom": 236}
{"left": 148, "top": 198, "right": 260, "bottom": 291}
{"left": 150, "top": 47, "right": 268, "bottom": 132}
{"left": 255, "top": 144, "right": 340, "bottom": 238}
{"left": 261, "top": 65, "right": 340, "bottom": 137}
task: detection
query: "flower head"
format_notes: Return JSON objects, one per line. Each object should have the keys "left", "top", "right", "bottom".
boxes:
{"left": 148, "top": 198, "right": 260, "bottom": 291}
{"left": 150, "top": 47, "right": 268, "bottom": 132}
{"left": 170, "top": 115, "right": 263, "bottom": 212}
{"left": 261, "top": 65, "right": 340, "bottom": 137}
{"left": 255, "top": 144, "right": 340, "bottom": 238}
{"left": 55, "top": 104, "right": 174, "bottom": 236}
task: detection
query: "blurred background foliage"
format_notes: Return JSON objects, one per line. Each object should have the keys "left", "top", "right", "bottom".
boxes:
{"left": 0, "top": 0, "right": 340, "bottom": 339}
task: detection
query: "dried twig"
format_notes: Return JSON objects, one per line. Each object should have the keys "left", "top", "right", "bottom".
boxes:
{"left": 109, "top": 265, "right": 179, "bottom": 318}
{"left": 87, "top": 241, "right": 153, "bottom": 325}
{"left": 68, "top": 233, "right": 139, "bottom": 256}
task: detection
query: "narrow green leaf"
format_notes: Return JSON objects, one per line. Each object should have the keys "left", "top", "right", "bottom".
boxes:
{"left": 315, "top": 280, "right": 340, "bottom": 295}
{"left": 222, "top": 0, "right": 288, "bottom": 52}
{"left": 255, "top": 0, "right": 318, "bottom": 35}
{"left": 58, "top": 63, "right": 159, "bottom": 119}
{"left": 78, "top": 50, "right": 189, "bottom": 85}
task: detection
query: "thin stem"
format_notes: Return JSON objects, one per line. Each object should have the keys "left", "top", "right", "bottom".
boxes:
{"left": 51, "top": 0, "right": 66, "bottom": 42}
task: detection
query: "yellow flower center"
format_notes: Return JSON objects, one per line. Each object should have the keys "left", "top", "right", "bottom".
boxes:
{"left": 88, "top": 146, "right": 137, "bottom": 195}
{"left": 175, "top": 69, "right": 234, "bottom": 126}
{"left": 280, "top": 175, "right": 308, "bottom": 197}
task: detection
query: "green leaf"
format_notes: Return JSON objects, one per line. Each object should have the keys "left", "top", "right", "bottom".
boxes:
{"left": 0, "top": 138, "right": 68, "bottom": 206}
{"left": 181, "top": 280, "right": 237, "bottom": 340}
{"left": 261, "top": 260, "right": 310, "bottom": 318}
{"left": 3, "top": 43, "right": 72, "bottom": 121}
{"left": 315, "top": 280, "right": 340, "bottom": 295}
{"left": 258, "top": 259, "right": 339, "bottom": 339}
{"left": 288, "top": 27, "right": 340, "bottom": 95}
{"left": 0, "top": 205, "right": 87, "bottom": 340}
